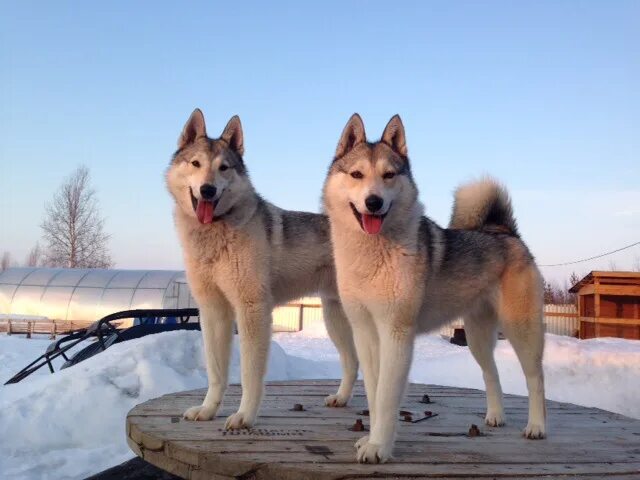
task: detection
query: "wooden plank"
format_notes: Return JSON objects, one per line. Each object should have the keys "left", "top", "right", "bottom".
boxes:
{"left": 164, "top": 439, "right": 639, "bottom": 464}
{"left": 542, "top": 311, "right": 578, "bottom": 318}
{"left": 592, "top": 271, "right": 640, "bottom": 279}
{"left": 194, "top": 453, "right": 640, "bottom": 476}
{"left": 579, "top": 284, "right": 596, "bottom": 296}
{"left": 580, "top": 316, "right": 640, "bottom": 325}
{"left": 594, "top": 285, "right": 640, "bottom": 296}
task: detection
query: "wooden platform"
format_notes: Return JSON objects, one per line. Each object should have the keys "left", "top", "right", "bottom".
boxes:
{"left": 126, "top": 380, "right": 640, "bottom": 479}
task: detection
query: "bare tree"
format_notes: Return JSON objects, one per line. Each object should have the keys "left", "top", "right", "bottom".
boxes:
{"left": 567, "top": 271, "right": 580, "bottom": 304}
{"left": 25, "top": 242, "right": 45, "bottom": 267}
{"left": 41, "top": 166, "right": 113, "bottom": 268}
{"left": 608, "top": 259, "right": 618, "bottom": 271}
{"left": 632, "top": 256, "right": 640, "bottom": 272}
{"left": 543, "top": 280, "right": 555, "bottom": 304}
{"left": 1, "top": 252, "right": 12, "bottom": 271}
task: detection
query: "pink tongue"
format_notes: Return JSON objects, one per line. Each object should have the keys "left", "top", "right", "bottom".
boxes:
{"left": 362, "top": 214, "right": 383, "bottom": 234}
{"left": 196, "top": 200, "right": 215, "bottom": 224}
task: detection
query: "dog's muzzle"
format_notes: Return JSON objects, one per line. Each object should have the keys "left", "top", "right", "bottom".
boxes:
{"left": 349, "top": 202, "right": 389, "bottom": 235}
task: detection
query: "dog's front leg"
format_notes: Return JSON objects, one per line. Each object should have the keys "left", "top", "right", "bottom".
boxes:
{"left": 322, "top": 298, "right": 358, "bottom": 407}
{"left": 184, "top": 299, "right": 234, "bottom": 421}
{"left": 224, "top": 302, "right": 272, "bottom": 430}
{"left": 357, "top": 320, "right": 415, "bottom": 464}
{"left": 344, "top": 304, "right": 379, "bottom": 450}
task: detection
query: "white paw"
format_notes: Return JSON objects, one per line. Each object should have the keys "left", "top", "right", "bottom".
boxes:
{"left": 485, "top": 410, "right": 506, "bottom": 427}
{"left": 354, "top": 435, "right": 369, "bottom": 450}
{"left": 224, "top": 411, "right": 255, "bottom": 430}
{"left": 524, "top": 421, "right": 546, "bottom": 439}
{"left": 183, "top": 403, "right": 218, "bottom": 421}
{"left": 324, "top": 393, "right": 349, "bottom": 407}
{"left": 355, "top": 438, "right": 392, "bottom": 464}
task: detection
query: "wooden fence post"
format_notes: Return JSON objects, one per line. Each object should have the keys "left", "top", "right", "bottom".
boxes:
{"left": 298, "top": 304, "right": 304, "bottom": 332}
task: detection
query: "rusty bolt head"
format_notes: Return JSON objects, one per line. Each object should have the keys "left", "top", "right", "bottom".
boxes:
{"left": 424, "top": 411, "right": 432, "bottom": 417}
{"left": 350, "top": 419, "right": 365, "bottom": 431}
{"left": 292, "top": 403, "right": 304, "bottom": 411}
{"left": 403, "top": 414, "right": 413, "bottom": 422}
{"left": 468, "top": 424, "right": 481, "bottom": 437}
{"left": 421, "top": 394, "right": 432, "bottom": 404}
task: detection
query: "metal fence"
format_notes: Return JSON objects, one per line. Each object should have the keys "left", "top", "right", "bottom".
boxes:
{"left": 276, "top": 301, "right": 580, "bottom": 337}
{"left": 542, "top": 304, "right": 579, "bottom": 337}
{"left": 272, "top": 297, "right": 323, "bottom": 332}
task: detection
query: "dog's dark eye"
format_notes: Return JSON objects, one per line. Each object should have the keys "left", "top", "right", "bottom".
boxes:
{"left": 219, "top": 164, "right": 229, "bottom": 172}
{"left": 191, "top": 160, "right": 201, "bottom": 168}
{"left": 350, "top": 171, "right": 363, "bottom": 179}
{"left": 383, "top": 172, "right": 396, "bottom": 180}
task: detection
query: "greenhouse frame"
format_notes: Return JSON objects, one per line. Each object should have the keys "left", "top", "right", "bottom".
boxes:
{"left": 0, "top": 268, "right": 321, "bottom": 332}
{"left": 0, "top": 268, "right": 195, "bottom": 323}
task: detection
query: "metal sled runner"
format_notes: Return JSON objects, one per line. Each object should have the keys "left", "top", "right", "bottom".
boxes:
{"left": 4, "top": 308, "right": 200, "bottom": 385}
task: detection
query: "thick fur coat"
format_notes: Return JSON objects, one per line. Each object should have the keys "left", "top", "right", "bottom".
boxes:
{"left": 323, "top": 114, "right": 546, "bottom": 463}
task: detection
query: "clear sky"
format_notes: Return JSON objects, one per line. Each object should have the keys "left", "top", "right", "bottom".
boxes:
{"left": 1, "top": 1, "right": 639, "bottom": 284}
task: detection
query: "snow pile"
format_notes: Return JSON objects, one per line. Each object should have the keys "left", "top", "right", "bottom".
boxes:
{"left": 411, "top": 334, "right": 640, "bottom": 419}
{"left": 0, "top": 331, "right": 332, "bottom": 480}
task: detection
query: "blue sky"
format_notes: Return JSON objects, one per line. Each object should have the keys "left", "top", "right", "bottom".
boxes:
{"left": 1, "top": 1, "right": 639, "bottom": 283}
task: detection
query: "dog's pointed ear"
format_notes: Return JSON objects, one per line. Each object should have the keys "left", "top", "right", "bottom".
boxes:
{"left": 336, "top": 113, "right": 366, "bottom": 158}
{"left": 178, "top": 108, "right": 207, "bottom": 149}
{"left": 381, "top": 114, "right": 407, "bottom": 157}
{"left": 221, "top": 115, "right": 244, "bottom": 157}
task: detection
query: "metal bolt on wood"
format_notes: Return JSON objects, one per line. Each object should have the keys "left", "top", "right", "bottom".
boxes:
{"left": 468, "top": 424, "right": 481, "bottom": 437}
{"left": 291, "top": 403, "right": 305, "bottom": 411}
{"left": 420, "top": 394, "right": 432, "bottom": 404}
{"left": 349, "top": 419, "right": 365, "bottom": 432}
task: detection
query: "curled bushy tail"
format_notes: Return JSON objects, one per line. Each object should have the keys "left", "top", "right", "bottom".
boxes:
{"left": 449, "top": 177, "right": 519, "bottom": 236}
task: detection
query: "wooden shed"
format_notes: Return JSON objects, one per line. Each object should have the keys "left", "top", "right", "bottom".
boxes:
{"left": 569, "top": 271, "right": 640, "bottom": 340}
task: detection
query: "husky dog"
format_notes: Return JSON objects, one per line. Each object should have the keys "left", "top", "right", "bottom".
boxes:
{"left": 322, "top": 114, "right": 546, "bottom": 463}
{"left": 167, "top": 109, "right": 358, "bottom": 429}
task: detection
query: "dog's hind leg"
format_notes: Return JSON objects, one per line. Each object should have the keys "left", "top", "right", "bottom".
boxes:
{"left": 464, "top": 305, "right": 505, "bottom": 427}
{"left": 225, "top": 302, "right": 272, "bottom": 430}
{"left": 499, "top": 265, "right": 546, "bottom": 439}
{"left": 184, "top": 297, "right": 234, "bottom": 421}
{"left": 321, "top": 298, "right": 358, "bottom": 407}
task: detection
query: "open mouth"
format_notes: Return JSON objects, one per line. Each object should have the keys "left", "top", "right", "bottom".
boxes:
{"left": 349, "top": 202, "right": 388, "bottom": 235}
{"left": 190, "top": 188, "right": 217, "bottom": 225}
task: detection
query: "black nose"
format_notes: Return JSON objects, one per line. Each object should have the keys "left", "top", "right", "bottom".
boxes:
{"left": 200, "top": 184, "right": 217, "bottom": 200}
{"left": 365, "top": 195, "right": 384, "bottom": 213}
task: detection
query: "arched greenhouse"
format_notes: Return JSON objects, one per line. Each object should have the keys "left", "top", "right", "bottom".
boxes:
{"left": 0, "top": 267, "right": 320, "bottom": 332}
{"left": 0, "top": 268, "right": 196, "bottom": 323}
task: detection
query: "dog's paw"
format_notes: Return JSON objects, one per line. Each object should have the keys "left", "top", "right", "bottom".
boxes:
{"left": 324, "top": 393, "right": 349, "bottom": 408}
{"left": 183, "top": 404, "right": 218, "bottom": 421}
{"left": 485, "top": 410, "right": 506, "bottom": 427}
{"left": 354, "top": 435, "right": 369, "bottom": 450}
{"left": 355, "top": 438, "right": 392, "bottom": 464}
{"left": 224, "top": 411, "right": 255, "bottom": 430}
{"left": 524, "top": 421, "right": 546, "bottom": 439}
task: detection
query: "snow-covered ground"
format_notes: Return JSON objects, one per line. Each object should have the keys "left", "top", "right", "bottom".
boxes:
{"left": 1, "top": 329, "right": 639, "bottom": 480}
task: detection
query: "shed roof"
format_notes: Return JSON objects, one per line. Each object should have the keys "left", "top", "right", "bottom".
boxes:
{"left": 568, "top": 271, "right": 640, "bottom": 293}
